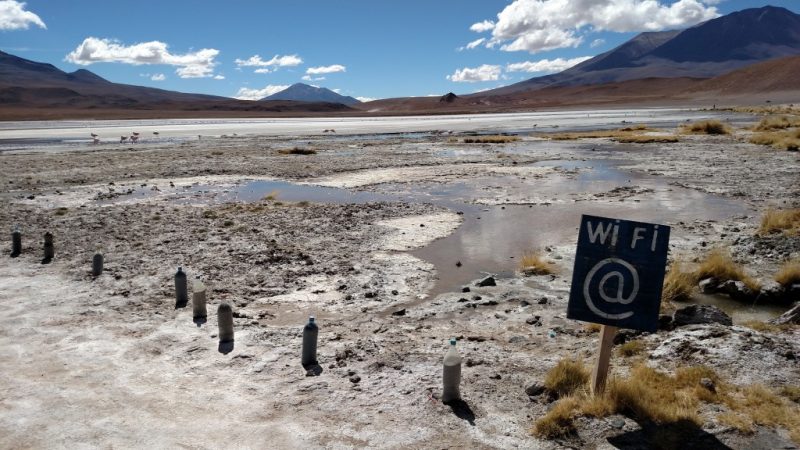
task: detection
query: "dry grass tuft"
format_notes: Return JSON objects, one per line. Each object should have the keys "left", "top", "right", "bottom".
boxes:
{"left": 614, "top": 135, "right": 679, "bottom": 143}
{"left": 518, "top": 250, "right": 556, "bottom": 275}
{"left": 750, "top": 129, "right": 800, "bottom": 151}
{"left": 278, "top": 147, "right": 317, "bottom": 155}
{"left": 584, "top": 323, "right": 602, "bottom": 334}
{"left": 263, "top": 190, "right": 280, "bottom": 201}
{"left": 617, "top": 340, "right": 646, "bottom": 357}
{"left": 754, "top": 115, "right": 800, "bottom": 131}
{"left": 662, "top": 261, "right": 695, "bottom": 303}
{"left": 462, "top": 135, "right": 520, "bottom": 144}
{"left": 775, "top": 259, "right": 800, "bottom": 286}
{"left": 533, "top": 362, "right": 800, "bottom": 443}
{"left": 694, "top": 249, "right": 759, "bottom": 291}
{"left": 543, "top": 359, "right": 590, "bottom": 399}
{"left": 741, "top": 320, "right": 795, "bottom": 333}
{"left": 682, "top": 120, "right": 731, "bottom": 135}
{"left": 759, "top": 208, "right": 800, "bottom": 236}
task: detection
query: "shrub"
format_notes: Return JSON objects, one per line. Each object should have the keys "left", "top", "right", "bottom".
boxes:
{"left": 682, "top": 120, "right": 731, "bottom": 135}
{"left": 754, "top": 115, "right": 800, "bottom": 131}
{"left": 759, "top": 208, "right": 800, "bottom": 235}
{"left": 694, "top": 249, "right": 759, "bottom": 290}
{"left": 543, "top": 359, "right": 590, "bottom": 398}
{"left": 278, "top": 147, "right": 317, "bottom": 155}
{"left": 462, "top": 135, "right": 520, "bottom": 144}
{"left": 518, "top": 250, "right": 555, "bottom": 275}
{"left": 775, "top": 259, "right": 800, "bottom": 286}
{"left": 662, "top": 261, "right": 695, "bottom": 303}
{"left": 617, "top": 340, "right": 646, "bottom": 357}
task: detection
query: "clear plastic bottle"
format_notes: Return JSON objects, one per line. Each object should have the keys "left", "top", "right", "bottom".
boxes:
{"left": 442, "top": 338, "right": 462, "bottom": 403}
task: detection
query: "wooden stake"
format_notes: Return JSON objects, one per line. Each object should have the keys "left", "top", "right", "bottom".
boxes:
{"left": 591, "top": 324, "right": 618, "bottom": 395}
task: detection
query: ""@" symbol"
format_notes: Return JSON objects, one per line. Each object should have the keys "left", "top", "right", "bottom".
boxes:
{"left": 583, "top": 258, "right": 640, "bottom": 320}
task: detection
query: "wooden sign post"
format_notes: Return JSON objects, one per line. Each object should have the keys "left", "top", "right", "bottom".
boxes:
{"left": 567, "top": 215, "right": 671, "bottom": 396}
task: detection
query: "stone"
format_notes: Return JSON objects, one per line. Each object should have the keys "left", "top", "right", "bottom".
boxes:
{"left": 461, "top": 287, "right": 471, "bottom": 293}
{"left": 476, "top": 276, "right": 496, "bottom": 287}
{"left": 756, "top": 280, "right": 786, "bottom": 303}
{"left": 391, "top": 308, "right": 406, "bottom": 316}
{"left": 658, "top": 314, "right": 674, "bottom": 331}
{"left": 537, "top": 297, "right": 548, "bottom": 305}
{"left": 719, "top": 280, "right": 757, "bottom": 302}
{"left": 349, "top": 375, "right": 361, "bottom": 383}
{"left": 673, "top": 305, "right": 733, "bottom": 327}
{"left": 526, "top": 316, "right": 542, "bottom": 326}
{"left": 525, "top": 383, "right": 546, "bottom": 396}
{"left": 609, "top": 417, "right": 626, "bottom": 429}
{"left": 508, "top": 336, "right": 526, "bottom": 344}
{"left": 771, "top": 302, "right": 800, "bottom": 325}
{"left": 698, "top": 277, "right": 718, "bottom": 294}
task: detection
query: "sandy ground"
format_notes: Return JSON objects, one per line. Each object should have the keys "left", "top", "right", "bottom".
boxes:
{"left": 0, "top": 115, "right": 799, "bottom": 449}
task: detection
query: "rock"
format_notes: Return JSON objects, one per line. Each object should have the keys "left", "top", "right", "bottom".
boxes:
{"left": 391, "top": 308, "right": 406, "bottom": 316}
{"left": 472, "top": 295, "right": 482, "bottom": 301}
{"left": 461, "top": 287, "right": 471, "bottom": 293}
{"left": 756, "top": 280, "right": 786, "bottom": 303}
{"left": 489, "top": 374, "right": 502, "bottom": 380}
{"left": 391, "top": 289, "right": 399, "bottom": 295}
{"left": 526, "top": 316, "right": 542, "bottom": 326}
{"left": 477, "top": 276, "right": 496, "bottom": 287}
{"left": 719, "top": 280, "right": 757, "bottom": 302}
{"left": 508, "top": 336, "right": 526, "bottom": 344}
{"left": 609, "top": 417, "right": 626, "bottom": 429}
{"left": 537, "top": 297, "right": 548, "bottom": 305}
{"left": 698, "top": 278, "right": 718, "bottom": 294}
{"left": 673, "top": 305, "right": 733, "bottom": 327}
{"left": 658, "top": 314, "right": 674, "bottom": 331}
{"left": 700, "top": 377, "right": 716, "bottom": 393}
{"left": 613, "top": 329, "right": 642, "bottom": 345}
{"left": 458, "top": 297, "right": 468, "bottom": 302}
{"left": 525, "top": 383, "right": 546, "bottom": 396}
{"left": 771, "top": 302, "right": 800, "bottom": 325}
{"left": 349, "top": 375, "right": 361, "bottom": 384}
{"left": 519, "top": 300, "right": 530, "bottom": 307}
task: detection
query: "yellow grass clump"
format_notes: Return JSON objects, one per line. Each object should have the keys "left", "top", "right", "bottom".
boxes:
{"left": 539, "top": 126, "right": 678, "bottom": 143}
{"left": 694, "top": 249, "right": 759, "bottom": 291}
{"left": 278, "top": 147, "right": 317, "bottom": 155}
{"left": 518, "top": 250, "right": 556, "bottom": 275}
{"left": 462, "top": 135, "right": 520, "bottom": 144}
{"left": 614, "top": 135, "right": 679, "bottom": 143}
{"left": 543, "top": 359, "right": 590, "bottom": 399}
{"left": 740, "top": 320, "right": 795, "bottom": 333}
{"left": 682, "top": 120, "right": 731, "bottom": 135}
{"left": 662, "top": 261, "right": 695, "bottom": 304}
{"left": 754, "top": 115, "right": 800, "bottom": 131}
{"left": 617, "top": 340, "right": 646, "bottom": 357}
{"left": 533, "top": 362, "right": 800, "bottom": 443}
{"left": 758, "top": 208, "right": 800, "bottom": 235}
{"left": 775, "top": 259, "right": 800, "bottom": 286}
{"left": 750, "top": 128, "right": 800, "bottom": 151}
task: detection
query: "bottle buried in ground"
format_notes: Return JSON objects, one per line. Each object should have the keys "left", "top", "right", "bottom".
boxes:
{"left": 218, "top": 303, "right": 234, "bottom": 354}
{"left": 192, "top": 276, "right": 207, "bottom": 325}
{"left": 442, "top": 338, "right": 462, "bottom": 403}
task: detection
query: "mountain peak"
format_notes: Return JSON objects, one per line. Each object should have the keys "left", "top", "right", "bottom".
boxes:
{"left": 262, "top": 83, "right": 360, "bottom": 105}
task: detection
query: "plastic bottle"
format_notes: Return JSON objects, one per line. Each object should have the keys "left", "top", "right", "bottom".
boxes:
{"left": 92, "top": 252, "right": 104, "bottom": 276}
{"left": 174, "top": 267, "right": 188, "bottom": 308}
{"left": 442, "top": 338, "right": 462, "bottom": 403}
{"left": 192, "top": 276, "right": 207, "bottom": 323}
{"left": 11, "top": 225, "right": 21, "bottom": 258}
{"left": 42, "top": 232, "right": 54, "bottom": 264}
{"left": 301, "top": 316, "right": 319, "bottom": 366}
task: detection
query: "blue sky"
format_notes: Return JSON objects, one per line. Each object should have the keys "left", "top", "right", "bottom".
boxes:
{"left": 1, "top": 0, "right": 797, "bottom": 100}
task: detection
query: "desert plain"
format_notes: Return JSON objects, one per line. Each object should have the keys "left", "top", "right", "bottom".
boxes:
{"left": 0, "top": 108, "right": 798, "bottom": 449}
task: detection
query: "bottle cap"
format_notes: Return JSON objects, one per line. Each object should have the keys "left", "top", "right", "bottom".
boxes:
{"left": 449, "top": 338, "right": 456, "bottom": 345}
{"left": 309, "top": 316, "right": 315, "bottom": 323}
{"left": 13, "top": 224, "right": 20, "bottom": 232}
{"left": 177, "top": 266, "right": 183, "bottom": 273}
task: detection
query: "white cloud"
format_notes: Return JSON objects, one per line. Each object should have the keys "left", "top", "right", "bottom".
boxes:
{"left": 150, "top": 73, "right": 166, "bottom": 81}
{"left": 65, "top": 37, "right": 220, "bottom": 78}
{"left": 590, "top": 38, "right": 606, "bottom": 48}
{"left": 306, "top": 64, "right": 346, "bottom": 75}
{"left": 356, "top": 96, "right": 376, "bottom": 102}
{"left": 447, "top": 64, "right": 502, "bottom": 83}
{"left": 475, "top": 0, "right": 719, "bottom": 53}
{"left": 0, "top": 0, "right": 45, "bottom": 30}
{"left": 235, "top": 84, "right": 289, "bottom": 100}
{"left": 234, "top": 54, "right": 303, "bottom": 70}
{"left": 466, "top": 37, "right": 486, "bottom": 50}
{"left": 213, "top": 74, "right": 225, "bottom": 80}
{"left": 470, "top": 20, "right": 495, "bottom": 32}
{"left": 301, "top": 75, "right": 325, "bottom": 81}
{"left": 506, "top": 56, "right": 592, "bottom": 74}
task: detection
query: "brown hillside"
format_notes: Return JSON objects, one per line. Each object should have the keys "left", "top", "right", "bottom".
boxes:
{"left": 690, "top": 55, "right": 800, "bottom": 94}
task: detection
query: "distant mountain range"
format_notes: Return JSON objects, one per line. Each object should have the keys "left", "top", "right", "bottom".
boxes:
{"left": 486, "top": 5, "right": 800, "bottom": 95}
{"left": 262, "top": 83, "right": 360, "bottom": 105}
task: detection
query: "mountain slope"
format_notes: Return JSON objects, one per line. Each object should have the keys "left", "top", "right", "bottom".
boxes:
{"left": 262, "top": 83, "right": 360, "bottom": 105}
{"left": 486, "top": 5, "right": 800, "bottom": 95}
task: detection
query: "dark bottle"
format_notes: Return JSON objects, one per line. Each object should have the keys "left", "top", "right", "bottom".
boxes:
{"left": 175, "top": 267, "right": 188, "bottom": 308}
{"left": 301, "top": 316, "right": 319, "bottom": 366}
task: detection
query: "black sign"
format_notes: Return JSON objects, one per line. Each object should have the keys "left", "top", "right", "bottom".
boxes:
{"left": 567, "top": 215, "right": 670, "bottom": 332}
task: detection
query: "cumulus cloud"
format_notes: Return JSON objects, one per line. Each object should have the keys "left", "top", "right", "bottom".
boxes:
{"left": 0, "top": 0, "right": 45, "bottom": 30}
{"left": 356, "top": 96, "right": 377, "bottom": 102}
{"left": 235, "top": 84, "right": 289, "bottom": 100}
{"left": 301, "top": 75, "right": 325, "bottom": 81}
{"left": 213, "top": 74, "right": 225, "bottom": 80}
{"left": 590, "top": 38, "right": 606, "bottom": 48}
{"left": 469, "top": 20, "right": 495, "bottom": 32}
{"left": 151, "top": 73, "right": 166, "bottom": 81}
{"left": 474, "top": 0, "right": 720, "bottom": 53}
{"left": 506, "top": 56, "right": 592, "bottom": 74}
{"left": 234, "top": 54, "right": 303, "bottom": 72}
{"left": 65, "top": 37, "right": 220, "bottom": 78}
{"left": 446, "top": 64, "right": 502, "bottom": 83}
{"left": 306, "top": 64, "right": 346, "bottom": 75}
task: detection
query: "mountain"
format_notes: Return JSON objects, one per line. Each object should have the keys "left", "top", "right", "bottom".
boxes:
{"left": 487, "top": 6, "right": 800, "bottom": 95}
{"left": 262, "top": 83, "right": 360, "bottom": 105}
{"left": 0, "top": 51, "right": 356, "bottom": 119}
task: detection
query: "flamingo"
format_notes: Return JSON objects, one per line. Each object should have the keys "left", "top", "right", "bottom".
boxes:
{"left": 120, "top": 136, "right": 128, "bottom": 144}
{"left": 153, "top": 131, "right": 159, "bottom": 136}
{"left": 92, "top": 137, "right": 100, "bottom": 144}
{"left": 90, "top": 133, "right": 98, "bottom": 138}
{"left": 130, "top": 135, "right": 139, "bottom": 144}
